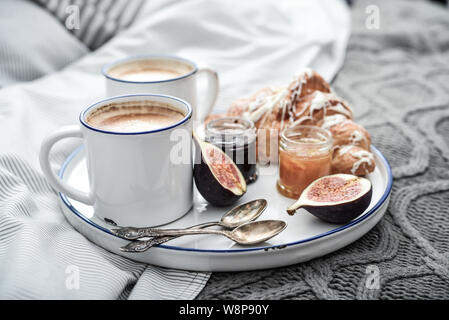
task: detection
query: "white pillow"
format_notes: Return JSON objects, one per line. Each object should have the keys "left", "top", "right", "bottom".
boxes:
{"left": 0, "top": 0, "right": 88, "bottom": 87}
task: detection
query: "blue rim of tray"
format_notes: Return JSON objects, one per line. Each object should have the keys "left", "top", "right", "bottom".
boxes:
{"left": 59, "top": 145, "right": 393, "bottom": 253}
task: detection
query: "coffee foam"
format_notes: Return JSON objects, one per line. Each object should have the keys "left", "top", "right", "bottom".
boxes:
{"left": 86, "top": 100, "right": 186, "bottom": 133}
{"left": 107, "top": 59, "right": 194, "bottom": 82}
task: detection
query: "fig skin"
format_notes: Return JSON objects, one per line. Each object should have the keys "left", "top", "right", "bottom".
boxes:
{"left": 301, "top": 186, "right": 372, "bottom": 224}
{"left": 286, "top": 174, "right": 373, "bottom": 224}
{"left": 193, "top": 138, "right": 246, "bottom": 207}
{"left": 194, "top": 160, "right": 245, "bottom": 206}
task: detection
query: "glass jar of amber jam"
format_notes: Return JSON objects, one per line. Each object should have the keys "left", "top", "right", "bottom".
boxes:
{"left": 277, "top": 125, "right": 333, "bottom": 199}
{"left": 206, "top": 117, "right": 258, "bottom": 184}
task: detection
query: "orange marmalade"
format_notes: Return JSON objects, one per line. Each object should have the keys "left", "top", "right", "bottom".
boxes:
{"left": 277, "top": 125, "right": 333, "bottom": 199}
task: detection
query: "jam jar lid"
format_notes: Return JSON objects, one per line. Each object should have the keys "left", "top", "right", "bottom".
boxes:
{"left": 280, "top": 125, "right": 333, "bottom": 154}
{"left": 205, "top": 117, "right": 256, "bottom": 148}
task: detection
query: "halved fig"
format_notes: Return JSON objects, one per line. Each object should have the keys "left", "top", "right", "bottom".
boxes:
{"left": 193, "top": 134, "right": 247, "bottom": 206}
{"left": 286, "top": 174, "right": 372, "bottom": 224}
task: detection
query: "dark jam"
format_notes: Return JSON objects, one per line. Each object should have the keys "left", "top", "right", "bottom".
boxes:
{"left": 206, "top": 117, "right": 258, "bottom": 184}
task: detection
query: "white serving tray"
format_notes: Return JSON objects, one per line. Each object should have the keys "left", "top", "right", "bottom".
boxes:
{"left": 59, "top": 145, "right": 392, "bottom": 272}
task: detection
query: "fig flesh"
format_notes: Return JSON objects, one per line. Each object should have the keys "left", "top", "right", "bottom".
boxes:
{"left": 194, "top": 134, "right": 247, "bottom": 206}
{"left": 287, "top": 174, "right": 372, "bottom": 223}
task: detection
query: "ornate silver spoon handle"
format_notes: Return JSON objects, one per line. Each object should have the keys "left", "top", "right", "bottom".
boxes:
{"left": 120, "top": 229, "right": 230, "bottom": 253}
{"left": 120, "top": 237, "right": 172, "bottom": 252}
{"left": 111, "top": 221, "right": 219, "bottom": 240}
{"left": 135, "top": 228, "right": 228, "bottom": 237}
{"left": 119, "top": 222, "right": 219, "bottom": 253}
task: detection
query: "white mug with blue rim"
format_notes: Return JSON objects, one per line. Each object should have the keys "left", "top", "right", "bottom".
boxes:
{"left": 39, "top": 94, "right": 193, "bottom": 227}
{"left": 102, "top": 55, "right": 219, "bottom": 122}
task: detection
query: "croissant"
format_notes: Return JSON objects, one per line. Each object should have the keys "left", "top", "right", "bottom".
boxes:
{"left": 226, "top": 69, "right": 333, "bottom": 163}
{"left": 206, "top": 68, "right": 376, "bottom": 176}
{"left": 331, "top": 145, "right": 375, "bottom": 176}
{"left": 318, "top": 115, "right": 371, "bottom": 150}
{"left": 289, "top": 91, "right": 353, "bottom": 126}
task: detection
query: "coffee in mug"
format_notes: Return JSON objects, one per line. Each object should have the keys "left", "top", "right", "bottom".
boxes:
{"left": 40, "top": 94, "right": 193, "bottom": 227}
{"left": 103, "top": 55, "right": 219, "bottom": 122}
{"left": 107, "top": 59, "right": 191, "bottom": 82}
{"left": 86, "top": 101, "right": 186, "bottom": 133}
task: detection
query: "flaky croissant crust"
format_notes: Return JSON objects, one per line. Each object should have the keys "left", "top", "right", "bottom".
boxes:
{"left": 206, "top": 69, "right": 376, "bottom": 176}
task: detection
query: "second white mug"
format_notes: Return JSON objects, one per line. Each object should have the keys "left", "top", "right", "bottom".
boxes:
{"left": 102, "top": 54, "right": 219, "bottom": 122}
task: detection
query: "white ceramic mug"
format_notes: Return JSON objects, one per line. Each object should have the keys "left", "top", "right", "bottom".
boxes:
{"left": 40, "top": 94, "right": 193, "bottom": 227}
{"left": 102, "top": 55, "right": 219, "bottom": 122}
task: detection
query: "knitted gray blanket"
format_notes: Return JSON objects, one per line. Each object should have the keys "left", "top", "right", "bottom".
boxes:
{"left": 198, "top": 0, "right": 449, "bottom": 299}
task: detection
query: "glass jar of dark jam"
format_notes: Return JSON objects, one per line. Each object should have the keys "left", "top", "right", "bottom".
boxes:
{"left": 205, "top": 117, "right": 258, "bottom": 184}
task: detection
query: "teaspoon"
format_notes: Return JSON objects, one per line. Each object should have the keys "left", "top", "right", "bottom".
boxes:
{"left": 112, "top": 199, "right": 267, "bottom": 240}
{"left": 123, "top": 220, "right": 286, "bottom": 252}
{"left": 114, "top": 199, "right": 267, "bottom": 252}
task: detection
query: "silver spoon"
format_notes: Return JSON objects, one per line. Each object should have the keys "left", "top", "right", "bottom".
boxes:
{"left": 115, "top": 199, "right": 267, "bottom": 252}
{"left": 124, "top": 220, "right": 287, "bottom": 251}
{"left": 112, "top": 199, "right": 267, "bottom": 240}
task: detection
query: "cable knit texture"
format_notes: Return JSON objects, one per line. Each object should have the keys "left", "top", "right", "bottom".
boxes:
{"left": 198, "top": 0, "right": 449, "bottom": 300}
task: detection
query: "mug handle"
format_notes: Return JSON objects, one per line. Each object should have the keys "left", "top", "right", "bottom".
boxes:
{"left": 39, "top": 125, "right": 94, "bottom": 205}
{"left": 196, "top": 67, "right": 219, "bottom": 122}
